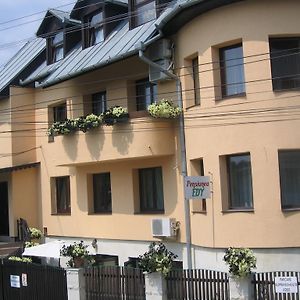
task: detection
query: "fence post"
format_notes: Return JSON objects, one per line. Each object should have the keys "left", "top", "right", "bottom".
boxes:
{"left": 144, "top": 272, "right": 167, "bottom": 300}
{"left": 66, "top": 268, "right": 86, "bottom": 300}
{"left": 229, "top": 274, "right": 253, "bottom": 300}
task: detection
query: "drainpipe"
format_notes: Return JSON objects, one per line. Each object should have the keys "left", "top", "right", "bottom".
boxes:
{"left": 138, "top": 45, "right": 192, "bottom": 270}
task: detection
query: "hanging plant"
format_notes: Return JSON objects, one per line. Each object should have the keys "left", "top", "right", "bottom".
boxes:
{"left": 101, "top": 106, "right": 129, "bottom": 126}
{"left": 75, "top": 114, "right": 102, "bottom": 132}
{"left": 147, "top": 99, "right": 182, "bottom": 119}
{"left": 223, "top": 247, "right": 256, "bottom": 277}
{"left": 47, "top": 119, "right": 77, "bottom": 136}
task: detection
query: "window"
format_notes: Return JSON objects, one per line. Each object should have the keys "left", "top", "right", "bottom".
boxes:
{"left": 227, "top": 153, "right": 253, "bottom": 209}
{"left": 53, "top": 103, "right": 67, "bottom": 122}
{"left": 85, "top": 11, "right": 104, "bottom": 48}
{"left": 131, "top": 0, "right": 156, "bottom": 28}
{"left": 93, "top": 173, "right": 112, "bottom": 213}
{"left": 279, "top": 150, "right": 300, "bottom": 210}
{"left": 136, "top": 78, "right": 157, "bottom": 111}
{"left": 139, "top": 167, "right": 164, "bottom": 212}
{"left": 92, "top": 91, "right": 107, "bottom": 115}
{"left": 53, "top": 176, "right": 71, "bottom": 214}
{"left": 270, "top": 37, "right": 300, "bottom": 91}
{"left": 219, "top": 43, "right": 245, "bottom": 97}
{"left": 48, "top": 31, "right": 64, "bottom": 64}
{"left": 192, "top": 57, "right": 200, "bottom": 105}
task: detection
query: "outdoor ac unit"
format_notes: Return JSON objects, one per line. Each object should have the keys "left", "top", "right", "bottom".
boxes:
{"left": 147, "top": 39, "right": 172, "bottom": 61}
{"left": 151, "top": 218, "right": 176, "bottom": 237}
{"left": 149, "top": 59, "right": 173, "bottom": 82}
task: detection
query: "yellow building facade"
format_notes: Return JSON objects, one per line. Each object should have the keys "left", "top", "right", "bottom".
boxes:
{"left": 0, "top": 0, "right": 299, "bottom": 270}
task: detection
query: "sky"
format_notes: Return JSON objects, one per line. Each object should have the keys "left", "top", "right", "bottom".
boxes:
{"left": 0, "top": 0, "right": 75, "bottom": 68}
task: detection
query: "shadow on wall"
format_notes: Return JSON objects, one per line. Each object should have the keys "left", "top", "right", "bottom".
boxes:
{"left": 61, "top": 133, "right": 79, "bottom": 162}
{"left": 85, "top": 127, "right": 105, "bottom": 160}
{"left": 112, "top": 123, "right": 134, "bottom": 155}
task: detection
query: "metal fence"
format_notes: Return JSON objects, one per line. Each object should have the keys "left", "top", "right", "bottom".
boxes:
{"left": 166, "top": 269, "right": 230, "bottom": 300}
{"left": 84, "top": 266, "right": 146, "bottom": 300}
{"left": 253, "top": 271, "right": 300, "bottom": 300}
{"left": 0, "top": 259, "right": 68, "bottom": 300}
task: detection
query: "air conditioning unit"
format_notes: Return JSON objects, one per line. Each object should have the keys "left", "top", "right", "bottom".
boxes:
{"left": 147, "top": 39, "right": 172, "bottom": 61}
{"left": 149, "top": 59, "right": 173, "bottom": 82}
{"left": 151, "top": 218, "right": 177, "bottom": 237}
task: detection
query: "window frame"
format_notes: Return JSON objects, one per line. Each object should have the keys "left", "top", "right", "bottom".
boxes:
{"left": 92, "top": 172, "right": 112, "bottom": 214}
{"left": 278, "top": 150, "right": 300, "bottom": 210}
{"left": 52, "top": 176, "right": 71, "bottom": 215}
{"left": 138, "top": 166, "right": 164, "bottom": 213}
{"left": 192, "top": 57, "right": 200, "bottom": 105}
{"left": 53, "top": 102, "right": 67, "bottom": 123}
{"left": 83, "top": 9, "right": 105, "bottom": 48}
{"left": 47, "top": 31, "right": 64, "bottom": 65}
{"left": 219, "top": 43, "right": 246, "bottom": 98}
{"left": 130, "top": 0, "right": 156, "bottom": 28}
{"left": 226, "top": 153, "right": 254, "bottom": 210}
{"left": 92, "top": 91, "right": 107, "bottom": 115}
{"left": 269, "top": 37, "right": 300, "bottom": 91}
{"left": 136, "top": 78, "right": 157, "bottom": 111}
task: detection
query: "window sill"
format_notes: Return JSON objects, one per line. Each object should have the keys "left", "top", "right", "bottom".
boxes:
{"left": 192, "top": 210, "right": 207, "bottom": 214}
{"left": 222, "top": 208, "right": 254, "bottom": 213}
{"left": 51, "top": 212, "right": 71, "bottom": 216}
{"left": 282, "top": 208, "right": 300, "bottom": 212}
{"left": 186, "top": 103, "right": 201, "bottom": 111}
{"left": 134, "top": 211, "right": 165, "bottom": 215}
{"left": 273, "top": 87, "right": 300, "bottom": 93}
{"left": 88, "top": 212, "right": 112, "bottom": 215}
{"left": 217, "top": 92, "right": 246, "bottom": 101}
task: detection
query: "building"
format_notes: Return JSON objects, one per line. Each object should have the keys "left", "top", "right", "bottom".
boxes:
{"left": 0, "top": 0, "right": 299, "bottom": 271}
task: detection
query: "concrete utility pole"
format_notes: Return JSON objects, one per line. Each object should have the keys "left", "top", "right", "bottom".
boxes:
{"left": 138, "top": 45, "right": 192, "bottom": 270}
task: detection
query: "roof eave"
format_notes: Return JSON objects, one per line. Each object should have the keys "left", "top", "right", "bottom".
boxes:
{"left": 156, "top": 0, "right": 244, "bottom": 35}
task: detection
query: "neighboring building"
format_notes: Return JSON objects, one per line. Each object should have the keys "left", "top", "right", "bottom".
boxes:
{"left": 0, "top": 0, "right": 299, "bottom": 271}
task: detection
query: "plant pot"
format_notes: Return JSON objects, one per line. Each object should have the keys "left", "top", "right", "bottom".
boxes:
{"left": 73, "top": 257, "right": 85, "bottom": 268}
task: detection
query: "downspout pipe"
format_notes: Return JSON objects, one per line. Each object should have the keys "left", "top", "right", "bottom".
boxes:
{"left": 138, "top": 46, "right": 192, "bottom": 270}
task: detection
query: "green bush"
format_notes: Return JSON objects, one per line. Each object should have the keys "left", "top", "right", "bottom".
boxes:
{"left": 223, "top": 247, "right": 256, "bottom": 277}
{"left": 138, "top": 242, "right": 178, "bottom": 277}
{"left": 8, "top": 256, "right": 32, "bottom": 263}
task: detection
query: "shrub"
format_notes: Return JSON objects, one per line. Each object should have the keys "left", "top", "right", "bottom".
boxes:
{"left": 138, "top": 242, "right": 178, "bottom": 277}
{"left": 223, "top": 247, "right": 256, "bottom": 277}
{"left": 29, "top": 227, "right": 42, "bottom": 239}
{"left": 8, "top": 256, "right": 32, "bottom": 263}
{"left": 60, "top": 241, "right": 90, "bottom": 267}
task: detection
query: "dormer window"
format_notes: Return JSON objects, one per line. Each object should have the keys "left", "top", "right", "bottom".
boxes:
{"left": 133, "top": 0, "right": 156, "bottom": 27}
{"left": 84, "top": 11, "right": 104, "bottom": 48}
{"left": 50, "top": 31, "right": 64, "bottom": 63}
{"left": 130, "top": 0, "right": 170, "bottom": 29}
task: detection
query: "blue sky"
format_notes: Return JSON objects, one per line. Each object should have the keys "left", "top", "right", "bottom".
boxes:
{"left": 0, "top": 0, "right": 74, "bottom": 67}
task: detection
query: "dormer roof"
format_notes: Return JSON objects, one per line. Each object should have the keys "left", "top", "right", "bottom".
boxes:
{"left": 70, "top": 0, "right": 128, "bottom": 20}
{"left": 36, "top": 9, "right": 81, "bottom": 37}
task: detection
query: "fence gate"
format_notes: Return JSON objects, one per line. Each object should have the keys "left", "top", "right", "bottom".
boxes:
{"left": 0, "top": 259, "right": 68, "bottom": 300}
{"left": 253, "top": 271, "right": 300, "bottom": 300}
{"left": 166, "top": 269, "right": 230, "bottom": 300}
{"left": 84, "top": 265, "right": 146, "bottom": 300}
